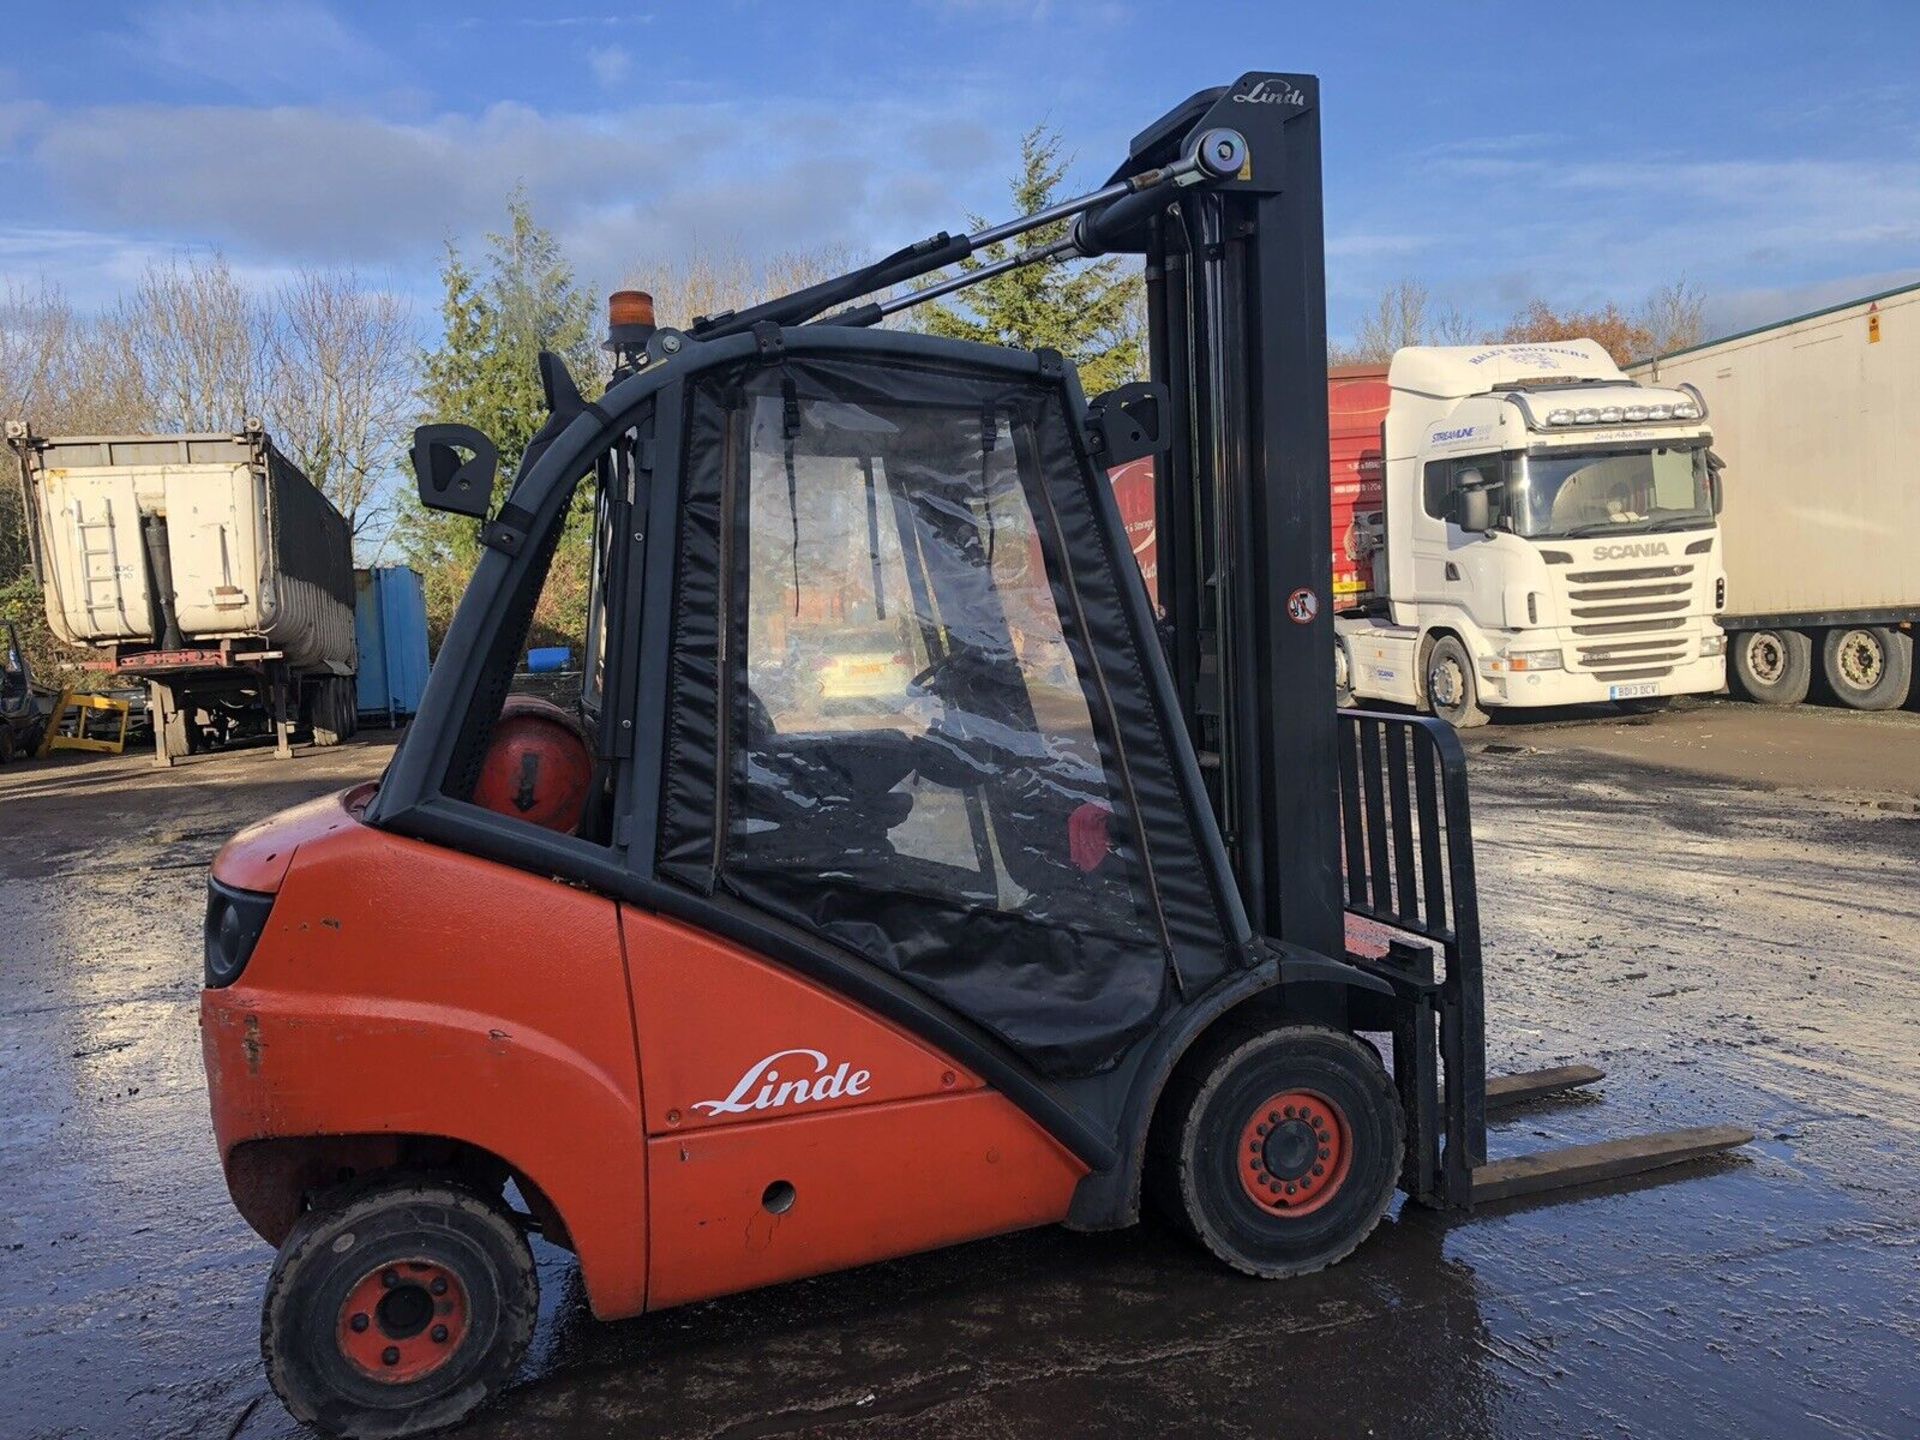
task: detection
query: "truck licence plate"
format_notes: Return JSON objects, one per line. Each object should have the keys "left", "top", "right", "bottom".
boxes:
{"left": 1609, "top": 682, "right": 1659, "bottom": 700}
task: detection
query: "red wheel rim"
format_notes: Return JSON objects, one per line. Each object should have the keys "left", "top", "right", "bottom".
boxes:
{"left": 336, "top": 1259, "right": 470, "bottom": 1384}
{"left": 1238, "top": 1090, "right": 1352, "bottom": 1217}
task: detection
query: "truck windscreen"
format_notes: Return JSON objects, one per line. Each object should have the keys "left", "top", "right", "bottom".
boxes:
{"left": 1511, "top": 445, "right": 1713, "bottom": 540}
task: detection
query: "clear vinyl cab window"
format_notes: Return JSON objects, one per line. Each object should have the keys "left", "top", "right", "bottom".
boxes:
{"left": 438, "top": 419, "right": 650, "bottom": 849}
{"left": 656, "top": 358, "right": 1182, "bottom": 1075}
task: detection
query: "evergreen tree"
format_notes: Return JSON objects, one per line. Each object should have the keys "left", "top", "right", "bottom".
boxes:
{"left": 402, "top": 193, "right": 602, "bottom": 643}
{"left": 920, "top": 127, "right": 1143, "bottom": 394}
{"left": 417, "top": 193, "right": 599, "bottom": 482}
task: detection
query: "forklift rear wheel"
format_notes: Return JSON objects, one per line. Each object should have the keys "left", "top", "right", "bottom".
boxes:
{"left": 1161, "top": 1025, "right": 1402, "bottom": 1278}
{"left": 261, "top": 1176, "right": 537, "bottom": 1439}
{"left": 1424, "top": 636, "right": 1488, "bottom": 729}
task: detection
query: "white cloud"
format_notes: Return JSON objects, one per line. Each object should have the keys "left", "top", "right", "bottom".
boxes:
{"left": 116, "top": 0, "right": 401, "bottom": 102}
{"left": 0, "top": 93, "right": 1015, "bottom": 308}
{"left": 1705, "top": 268, "right": 1920, "bottom": 337}
{"left": 1326, "top": 128, "right": 1920, "bottom": 342}
{"left": 588, "top": 46, "right": 633, "bottom": 90}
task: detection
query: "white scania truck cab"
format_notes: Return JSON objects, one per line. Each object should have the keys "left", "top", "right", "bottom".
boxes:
{"left": 1334, "top": 340, "right": 1726, "bottom": 727}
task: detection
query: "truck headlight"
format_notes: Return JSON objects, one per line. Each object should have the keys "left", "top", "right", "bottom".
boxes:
{"left": 1701, "top": 632, "right": 1726, "bottom": 658}
{"left": 1504, "top": 647, "right": 1563, "bottom": 672}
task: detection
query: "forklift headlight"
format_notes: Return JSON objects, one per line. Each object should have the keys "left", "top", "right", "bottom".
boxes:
{"left": 204, "top": 877, "right": 274, "bottom": 988}
{"left": 1504, "top": 647, "right": 1563, "bottom": 672}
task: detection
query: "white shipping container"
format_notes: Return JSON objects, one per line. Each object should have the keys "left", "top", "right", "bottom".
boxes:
{"left": 1631, "top": 284, "right": 1920, "bottom": 623}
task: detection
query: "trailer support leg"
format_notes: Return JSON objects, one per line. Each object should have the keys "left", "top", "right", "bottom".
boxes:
{"left": 150, "top": 681, "right": 188, "bottom": 768}
{"left": 270, "top": 668, "right": 294, "bottom": 760}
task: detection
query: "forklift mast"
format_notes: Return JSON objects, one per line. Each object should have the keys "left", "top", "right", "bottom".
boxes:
{"left": 1097, "top": 75, "right": 1342, "bottom": 959}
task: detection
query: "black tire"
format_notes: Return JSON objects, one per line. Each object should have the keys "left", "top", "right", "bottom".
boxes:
{"left": 1820, "top": 626, "right": 1912, "bottom": 711}
{"left": 262, "top": 1176, "right": 537, "bottom": 1439}
{"left": 1423, "top": 635, "right": 1488, "bottom": 729}
{"left": 0, "top": 728, "right": 13, "bottom": 765}
{"left": 1730, "top": 628, "right": 1811, "bottom": 706}
{"left": 1156, "top": 1025, "right": 1403, "bottom": 1278}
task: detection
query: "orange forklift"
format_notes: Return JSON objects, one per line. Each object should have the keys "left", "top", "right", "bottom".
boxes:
{"left": 200, "top": 74, "right": 1750, "bottom": 1436}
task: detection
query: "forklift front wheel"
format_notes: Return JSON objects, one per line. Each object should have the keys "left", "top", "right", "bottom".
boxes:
{"left": 261, "top": 1176, "right": 537, "bottom": 1439}
{"left": 1163, "top": 1025, "right": 1402, "bottom": 1279}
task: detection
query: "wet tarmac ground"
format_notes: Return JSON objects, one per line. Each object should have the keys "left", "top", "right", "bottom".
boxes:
{"left": 1, "top": 700, "right": 1916, "bottom": 1439}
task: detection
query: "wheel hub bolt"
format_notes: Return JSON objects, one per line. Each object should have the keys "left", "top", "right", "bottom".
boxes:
{"left": 349, "top": 1313, "right": 369, "bottom": 1333}
{"left": 430, "top": 1277, "right": 448, "bottom": 1296}
{"left": 381, "top": 1269, "right": 399, "bottom": 1289}
{"left": 432, "top": 1324, "right": 449, "bottom": 1344}
{"left": 382, "top": 1346, "right": 400, "bottom": 1367}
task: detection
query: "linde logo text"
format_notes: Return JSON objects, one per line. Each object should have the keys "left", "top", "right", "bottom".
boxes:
{"left": 691, "top": 1048, "right": 873, "bottom": 1116}
{"left": 1235, "top": 78, "right": 1305, "bottom": 106}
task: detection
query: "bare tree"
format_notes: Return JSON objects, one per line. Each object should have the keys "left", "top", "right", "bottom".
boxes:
{"left": 1501, "top": 299, "right": 1655, "bottom": 366}
{"left": 268, "top": 269, "right": 416, "bottom": 542}
{"left": 1641, "top": 277, "right": 1708, "bottom": 357}
{"left": 629, "top": 243, "right": 873, "bottom": 332}
{"left": 1428, "top": 303, "right": 1485, "bottom": 347}
{"left": 1334, "top": 280, "right": 1435, "bottom": 364}
{"left": 0, "top": 280, "right": 148, "bottom": 433}
{"left": 118, "top": 255, "right": 268, "bottom": 431}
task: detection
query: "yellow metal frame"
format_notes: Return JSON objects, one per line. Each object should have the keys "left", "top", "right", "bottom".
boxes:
{"left": 38, "top": 690, "right": 132, "bottom": 756}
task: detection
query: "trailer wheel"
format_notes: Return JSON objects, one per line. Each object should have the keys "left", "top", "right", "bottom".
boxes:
{"left": 261, "top": 1176, "right": 536, "bottom": 1439}
{"left": 1730, "top": 628, "right": 1811, "bottom": 705}
{"left": 1424, "top": 636, "right": 1487, "bottom": 729}
{"left": 1821, "top": 626, "right": 1912, "bottom": 711}
{"left": 1159, "top": 1025, "right": 1402, "bottom": 1279}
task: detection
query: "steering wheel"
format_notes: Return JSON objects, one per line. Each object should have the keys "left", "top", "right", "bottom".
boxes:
{"left": 906, "top": 653, "right": 950, "bottom": 697}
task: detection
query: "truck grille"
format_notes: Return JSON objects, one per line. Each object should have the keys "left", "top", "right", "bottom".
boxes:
{"left": 1561, "top": 564, "right": 1697, "bottom": 673}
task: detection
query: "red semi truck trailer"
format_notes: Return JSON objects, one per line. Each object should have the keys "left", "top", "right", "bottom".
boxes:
{"left": 1109, "top": 368, "right": 1390, "bottom": 613}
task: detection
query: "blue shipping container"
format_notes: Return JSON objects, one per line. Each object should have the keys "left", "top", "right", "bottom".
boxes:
{"left": 354, "top": 567, "right": 432, "bottom": 723}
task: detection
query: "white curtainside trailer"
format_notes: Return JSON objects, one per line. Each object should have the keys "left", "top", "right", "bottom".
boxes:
{"left": 6, "top": 419, "right": 358, "bottom": 761}
{"left": 1631, "top": 283, "right": 1919, "bottom": 710}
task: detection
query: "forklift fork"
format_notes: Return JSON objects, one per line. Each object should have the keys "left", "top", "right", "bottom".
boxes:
{"left": 1337, "top": 710, "right": 1751, "bottom": 1209}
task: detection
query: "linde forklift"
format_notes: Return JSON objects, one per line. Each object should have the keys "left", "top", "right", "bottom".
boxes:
{"left": 199, "top": 73, "right": 1750, "bottom": 1436}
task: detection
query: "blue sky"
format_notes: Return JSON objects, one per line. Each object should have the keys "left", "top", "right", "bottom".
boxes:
{"left": 3, "top": 0, "right": 1917, "bottom": 346}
